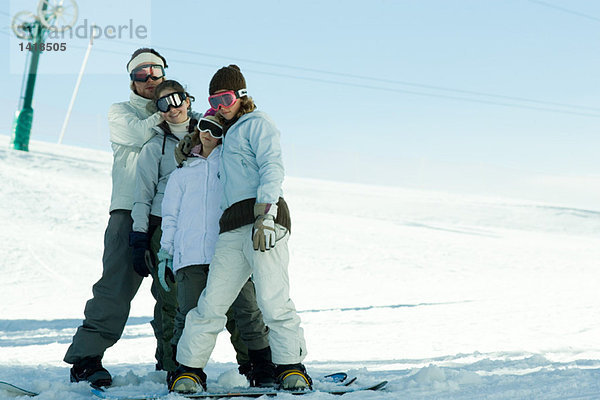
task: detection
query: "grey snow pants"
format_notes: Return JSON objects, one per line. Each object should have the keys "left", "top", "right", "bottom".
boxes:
{"left": 63, "top": 210, "right": 163, "bottom": 365}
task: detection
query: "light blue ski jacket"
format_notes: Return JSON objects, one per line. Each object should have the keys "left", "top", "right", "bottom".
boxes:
{"left": 219, "top": 110, "right": 284, "bottom": 210}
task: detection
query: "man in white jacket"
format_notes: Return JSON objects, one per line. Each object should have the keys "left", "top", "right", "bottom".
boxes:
{"left": 64, "top": 48, "right": 167, "bottom": 387}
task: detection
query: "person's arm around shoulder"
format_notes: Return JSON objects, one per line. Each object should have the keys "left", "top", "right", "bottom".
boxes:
{"left": 189, "top": 109, "right": 204, "bottom": 121}
{"left": 108, "top": 102, "right": 163, "bottom": 147}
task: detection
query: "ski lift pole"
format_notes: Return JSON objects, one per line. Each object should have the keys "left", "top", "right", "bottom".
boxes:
{"left": 58, "top": 24, "right": 95, "bottom": 145}
{"left": 10, "top": 2, "right": 48, "bottom": 152}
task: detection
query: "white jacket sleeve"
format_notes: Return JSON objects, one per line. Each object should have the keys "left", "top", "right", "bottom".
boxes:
{"left": 108, "top": 103, "right": 163, "bottom": 147}
{"left": 160, "top": 170, "right": 184, "bottom": 256}
{"left": 190, "top": 110, "right": 204, "bottom": 121}
{"left": 131, "top": 140, "right": 162, "bottom": 232}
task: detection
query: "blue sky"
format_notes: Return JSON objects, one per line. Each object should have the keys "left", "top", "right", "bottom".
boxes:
{"left": 1, "top": 0, "right": 600, "bottom": 207}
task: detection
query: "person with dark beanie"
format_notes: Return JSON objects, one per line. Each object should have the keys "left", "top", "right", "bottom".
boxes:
{"left": 169, "top": 65, "right": 311, "bottom": 394}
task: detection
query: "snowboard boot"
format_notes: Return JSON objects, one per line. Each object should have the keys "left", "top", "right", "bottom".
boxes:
{"left": 238, "top": 361, "right": 252, "bottom": 380}
{"left": 166, "top": 344, "right": 179, "bottom": 385}
{"left": 166, "top": 370, "right": 176, "bottom": 387}
{"left": 276, "top": 363, "right": 312, "bottom": 390}
{"left": 169, "top": 364, "right": 207, "bottom": 394}
{"left": 69, "top": 356, "right": 112, "bottom": 388}
{"left": 248, "top": 347, "right": 277, "bottom": 388}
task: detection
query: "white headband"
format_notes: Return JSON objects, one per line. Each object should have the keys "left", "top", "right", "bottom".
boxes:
{"left": 127, "top": 53, "right": 165, "bottom": 73}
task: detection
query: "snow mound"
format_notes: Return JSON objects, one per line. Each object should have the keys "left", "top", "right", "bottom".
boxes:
{"left": 216, "top": 368, "right": 249, "bottom": 389}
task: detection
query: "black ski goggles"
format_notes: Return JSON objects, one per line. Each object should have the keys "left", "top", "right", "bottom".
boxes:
{"left": 197, "top": 117, "right": 223, "bottom": 139}
{"left": 130, "top": 64, "right": 165, "bottom": 82}
{"left": 156, "top": 92, "right": 187, "bottom": 113}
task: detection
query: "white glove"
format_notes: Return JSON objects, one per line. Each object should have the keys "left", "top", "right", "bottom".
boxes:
{"left": 252, "top": 203, "right": 278, "bottom": 252}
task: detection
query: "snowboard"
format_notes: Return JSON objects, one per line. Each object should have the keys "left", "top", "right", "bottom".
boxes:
{"left": 91, "top": 380, "right": 388, "bottom": 399}
{"left": 0, "top": 381, "right": 39, "bottom": 397}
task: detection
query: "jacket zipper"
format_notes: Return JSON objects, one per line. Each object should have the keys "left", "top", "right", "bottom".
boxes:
{"left": 203, "top": 159, "right": 209, "bottom": 261}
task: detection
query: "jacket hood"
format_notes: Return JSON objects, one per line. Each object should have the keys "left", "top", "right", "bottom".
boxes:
{"left": 184, "top": 144, "right": 222, "bottom": 167}
{"left": 222, "top": 110, "right": 268, "bottom": 136}
{"left": 235, "top": 110, "right": 268, "bottom": 125}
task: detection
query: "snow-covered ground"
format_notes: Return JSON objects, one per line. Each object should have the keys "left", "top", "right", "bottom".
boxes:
{"left": 2, "top": 138, "right": 600, "bottom": 399}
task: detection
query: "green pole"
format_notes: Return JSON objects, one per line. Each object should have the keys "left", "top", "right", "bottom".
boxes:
{"left": 10, "top": 3, "right": 48, "bottom": 151}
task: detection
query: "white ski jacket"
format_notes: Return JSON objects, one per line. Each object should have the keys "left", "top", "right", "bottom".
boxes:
{"left": 107, "top": 92, "right": 162, "bottom": 212}
{"left": 160, "top": 146, "right": 223, "bottom": 273}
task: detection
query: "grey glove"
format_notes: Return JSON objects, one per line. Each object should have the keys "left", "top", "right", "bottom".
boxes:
{"left": 252, "top": 203, "right": 278, "bottom": 252}
{"left": 175, "top": 131, "right": 200, "bottom": 166}
{"left": 146, "top": 101, "right": 158, "bottom": 114}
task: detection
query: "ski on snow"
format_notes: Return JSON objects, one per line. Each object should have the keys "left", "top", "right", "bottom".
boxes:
{"left": 0, "top": 381, "right": 39, "bottom": 397}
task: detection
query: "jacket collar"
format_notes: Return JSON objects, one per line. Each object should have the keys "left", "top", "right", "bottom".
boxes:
{"left": 152, "top": 124, "right": 179, "bottom": 140}
{"left": 152, "top": 117, "right": 198, "bottom": 138}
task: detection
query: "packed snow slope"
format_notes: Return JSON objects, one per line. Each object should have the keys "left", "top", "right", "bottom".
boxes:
{"left": 1, "top": 138, "right": 600, "bottom": 399}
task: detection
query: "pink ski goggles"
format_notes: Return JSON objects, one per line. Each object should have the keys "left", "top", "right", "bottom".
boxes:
{"left": 208, "top": 89, "right": 248, "bottom": 111}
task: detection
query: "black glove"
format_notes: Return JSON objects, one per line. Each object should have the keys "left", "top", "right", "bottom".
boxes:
{"left": 129, "top": 231, "right": 153, "bottom": 277}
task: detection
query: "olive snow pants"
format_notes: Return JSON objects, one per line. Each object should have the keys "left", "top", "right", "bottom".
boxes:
{"left": 63, "top": 210, "right": 166, "bottom": 367}
{"left": 147, "top": 224, "right": 178, "bottom": 371}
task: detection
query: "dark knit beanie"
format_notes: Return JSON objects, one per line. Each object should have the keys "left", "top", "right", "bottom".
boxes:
{"left": 209, "top": 65, "right": 246, "bottom": 95}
